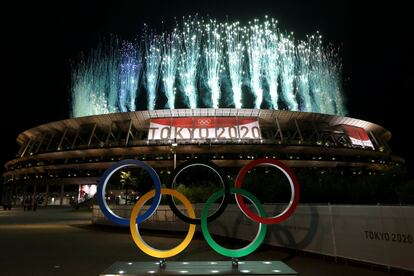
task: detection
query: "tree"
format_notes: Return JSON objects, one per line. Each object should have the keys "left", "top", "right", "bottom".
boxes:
{"left": 120, "top": 170, "right": 137, "bottom": 205}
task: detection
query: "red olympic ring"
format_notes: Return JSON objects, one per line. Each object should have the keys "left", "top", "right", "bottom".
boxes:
{"left": 235, "top": 158, "right": 300, "bottom": 224}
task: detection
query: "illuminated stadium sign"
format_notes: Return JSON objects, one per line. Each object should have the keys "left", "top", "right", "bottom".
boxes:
{"left": 148, "top": 117, "right": 261, "bottom": 140}
{"left": 341, "top": 125, "right": 374, "bottom": 149}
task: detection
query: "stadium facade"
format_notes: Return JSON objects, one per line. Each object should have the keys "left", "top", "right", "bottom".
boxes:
{"left": 2, "top": 108, "right": 404, "bottom": 205}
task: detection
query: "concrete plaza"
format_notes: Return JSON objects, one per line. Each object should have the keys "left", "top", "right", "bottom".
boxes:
{"left": 0, "top": 207, "right": 406, "bottom": 276}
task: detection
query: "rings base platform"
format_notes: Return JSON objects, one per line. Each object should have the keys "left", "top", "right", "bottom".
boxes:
{"left": 100, "top": 261, "right": 298, "bottom": 275}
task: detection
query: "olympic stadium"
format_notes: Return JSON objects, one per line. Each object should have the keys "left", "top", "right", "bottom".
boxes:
{"left": 1, "top": 107, "right": 404, "bottom": 205}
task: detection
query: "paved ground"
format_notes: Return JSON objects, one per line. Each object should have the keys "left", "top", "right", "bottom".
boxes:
{"left": 0, "top": 207, "right": 409, "bottom": 276}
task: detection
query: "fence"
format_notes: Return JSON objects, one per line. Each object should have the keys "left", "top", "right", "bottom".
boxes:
{"left": 92, "top": 204, "right": 414, "bottom": 271}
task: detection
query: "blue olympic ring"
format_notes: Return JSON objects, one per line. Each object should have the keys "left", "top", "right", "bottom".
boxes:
{"left": 97, "top": 159, "right": 162, "bottom": 227}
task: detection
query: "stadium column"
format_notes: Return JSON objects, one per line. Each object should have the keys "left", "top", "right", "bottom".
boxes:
{"left": 78, "top": 184, "right": 81, "bottom": 202}
{"left": 45, "top": 184, "right": 49, "bottom": 206}
{"left": 60, "top": 184, "right": 64, "bottom": 206}
{"left": 32, "top": 184, "right": 37, "bottom": 209}
{"left": 171, "top": 143, "right": 178, "bottom": 169}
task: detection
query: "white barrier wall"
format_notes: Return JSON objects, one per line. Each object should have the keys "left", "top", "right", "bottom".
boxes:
{"left": 330, "top": 205, "right": 414, "bottom": 271}
{"left": 92, "top": 204, "right": 414, "bottom": 271}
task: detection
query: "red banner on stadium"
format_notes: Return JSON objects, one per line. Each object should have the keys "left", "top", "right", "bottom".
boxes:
{"left": 148, "top": 117, "right": 261, "bottom": 140}
{"left": 341, "top": 125, "right": 374, "bottom": 149}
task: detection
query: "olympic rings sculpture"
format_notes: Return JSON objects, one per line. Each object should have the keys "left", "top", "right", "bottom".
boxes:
{"left": 97, "top": 158, "right": 299, "bottom": 259}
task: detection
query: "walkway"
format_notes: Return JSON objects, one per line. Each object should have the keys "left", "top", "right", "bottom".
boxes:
{"left": 0, "top": 207, "right": 406, "bottom": 275}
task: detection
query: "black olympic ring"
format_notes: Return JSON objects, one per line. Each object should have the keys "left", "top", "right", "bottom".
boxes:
{"left": 166, "top": 160, "right": 230, "bottom": 225}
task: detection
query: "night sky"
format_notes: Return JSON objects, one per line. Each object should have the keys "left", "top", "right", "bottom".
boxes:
{"left": 3, "top": 0, "right": 413, "bottom": 175}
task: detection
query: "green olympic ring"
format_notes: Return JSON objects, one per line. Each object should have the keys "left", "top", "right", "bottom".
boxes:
{"left": 201, "top": 187, "right": 268, "bottom": 258}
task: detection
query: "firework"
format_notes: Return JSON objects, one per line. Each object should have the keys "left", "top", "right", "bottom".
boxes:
{"left": 71, "top": 17, "right": 345, "bottom": 117}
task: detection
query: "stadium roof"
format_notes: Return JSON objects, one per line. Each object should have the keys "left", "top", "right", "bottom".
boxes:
{"left": 17, "top": 109, "right": 391, "bottom": 144}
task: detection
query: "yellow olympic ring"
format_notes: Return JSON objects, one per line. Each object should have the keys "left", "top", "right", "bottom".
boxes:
{"left": 129, "top": 188, "right": 196, "bottom": 258}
